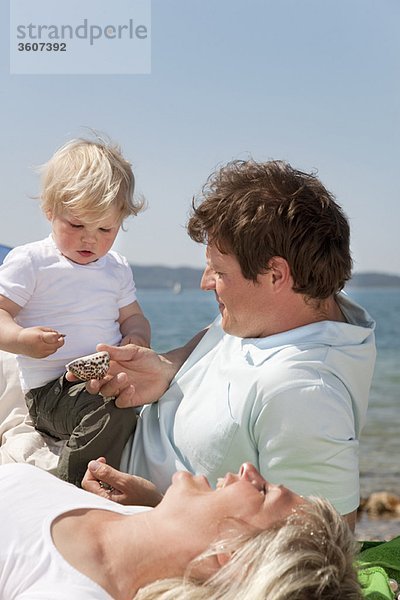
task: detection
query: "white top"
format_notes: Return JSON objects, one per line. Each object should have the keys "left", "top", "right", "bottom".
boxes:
{"left": 0, "top": 463, "right": 150, "bottom": 599}
{"left": 0, "top": 236, "right": 137, "bottom": 391}
{"left": 121, "top": 293, "right": 376, "bottom": 515}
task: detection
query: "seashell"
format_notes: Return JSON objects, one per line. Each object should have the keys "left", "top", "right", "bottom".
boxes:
{"left": 66, "top": 351, "right": 110, "bottom": 381}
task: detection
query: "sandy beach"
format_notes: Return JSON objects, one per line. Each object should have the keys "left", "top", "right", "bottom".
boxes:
{"left": 356, "top": 513, "right": 400, "bottom": 542}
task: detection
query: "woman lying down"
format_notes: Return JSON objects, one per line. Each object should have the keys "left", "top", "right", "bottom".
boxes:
{"left": 0, "top": 461, "right": 362, "bottom": 600}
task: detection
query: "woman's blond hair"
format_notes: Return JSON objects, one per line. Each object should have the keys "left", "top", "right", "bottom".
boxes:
{"left": 40, "top": 137, "right": 144, "bottom": 225}
{"left": 135, "top": 497, "right": 362, "bottom": 600}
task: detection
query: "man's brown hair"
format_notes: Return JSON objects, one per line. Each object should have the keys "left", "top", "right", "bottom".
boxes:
{"left": 187, "top": 160, "right": 352, "bottom": 300}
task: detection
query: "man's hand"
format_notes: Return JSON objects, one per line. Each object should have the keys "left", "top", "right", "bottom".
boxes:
{"left": 65, "top": 328, "right": 208, "bottom": 407}
{"left": 82, "top": 457, "right": 163, "bottom": 507}
{"left": 67, "top": 343, "right": 176, "bottom": 408}
{"left": 17, "top": 326, "right": 65, "bottom": 358}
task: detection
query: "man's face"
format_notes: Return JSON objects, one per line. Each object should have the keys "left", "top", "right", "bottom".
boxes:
{"left": 200, "top": 244, "right": 271, "bottom": 338}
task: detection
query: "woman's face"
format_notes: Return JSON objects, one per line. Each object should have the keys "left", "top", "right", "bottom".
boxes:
{"left": 167, "top": 463, "right": 308, "bottom": 534}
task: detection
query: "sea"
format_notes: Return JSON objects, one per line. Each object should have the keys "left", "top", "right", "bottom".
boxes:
{"left": 136, "top": 286, "right": 400, "bottom": 500}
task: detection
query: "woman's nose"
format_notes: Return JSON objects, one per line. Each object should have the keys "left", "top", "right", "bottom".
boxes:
{"left": 239, "top": 463, "right": 266, "bottom": 490}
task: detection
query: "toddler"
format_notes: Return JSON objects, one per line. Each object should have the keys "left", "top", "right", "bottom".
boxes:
{"left": 0, "top": 137, "right": 150, "bottom": 486}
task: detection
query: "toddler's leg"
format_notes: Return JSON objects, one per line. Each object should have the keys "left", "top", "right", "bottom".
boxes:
{"left": 56, "top": 395, "right": 137, "bottom": 487}
{"left": 25, "top": 376, "right": 87, "bottom": 440}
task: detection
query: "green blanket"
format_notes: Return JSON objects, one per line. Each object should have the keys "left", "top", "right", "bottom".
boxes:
{"left": 358, "top": 537, "right": 400, "bottom": 599}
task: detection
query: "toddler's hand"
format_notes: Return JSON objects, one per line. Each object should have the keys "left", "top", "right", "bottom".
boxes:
{"left": 17, "top": 326, "right": 65, "bottom": 358}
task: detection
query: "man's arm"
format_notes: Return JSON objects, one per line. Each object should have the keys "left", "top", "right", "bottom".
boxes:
{"left": 67, "top": 327, "right": 209, "bottom": 407}
{"left": 162, "top": 327, "right": 209, "bottom": 369}
{"left": 343, "top": 511, "right": 357, "bottom": 532}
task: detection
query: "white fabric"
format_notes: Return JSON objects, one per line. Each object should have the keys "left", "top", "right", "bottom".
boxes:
{"left": 122, "top": 293, "right": 376, "bottom": 515}
{"left": 0, "top": 463, "right": 149, "bottom": 599}
{"left": 0, "top": 350, "right": 61, "bottom": 467}
{"left": 0, "top": 235, "right": 137, "bottom": 390}
{"left": 0, "top": 348, "right": 25, "bottom": 425}
{"left": 0, "top": 351, "right": 59, "bottom": 467}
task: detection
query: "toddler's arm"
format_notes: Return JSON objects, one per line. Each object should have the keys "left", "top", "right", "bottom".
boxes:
{"left": 0, "top": 294, "right": 65, "bottom": 358}
{"left": 118, "top": 301, "right": 151, "bottom": 348}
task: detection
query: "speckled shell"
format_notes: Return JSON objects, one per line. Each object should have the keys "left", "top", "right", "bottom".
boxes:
{"left": 66, "top": 351, "right": 110, "bottom": 381}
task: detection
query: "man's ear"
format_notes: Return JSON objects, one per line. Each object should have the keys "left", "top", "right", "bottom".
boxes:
{"left": 268, "top": 256, "right": 291, "bottom": 289}
{"left": 45, "top": 208, "right": 53, "bottom": 222}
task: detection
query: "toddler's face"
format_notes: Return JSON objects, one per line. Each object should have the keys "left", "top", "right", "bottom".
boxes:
{"left": 48, "top": 208, "right": 121, "bottom": 265}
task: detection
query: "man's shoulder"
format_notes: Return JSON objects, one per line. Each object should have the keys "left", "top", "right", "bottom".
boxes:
{"left": 231, "top": 334, "right": 351, "bottom": 401}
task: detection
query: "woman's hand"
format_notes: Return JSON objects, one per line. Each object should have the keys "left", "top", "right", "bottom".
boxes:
{"left": 82, "top": 458, "right": 163, "bottom": 507}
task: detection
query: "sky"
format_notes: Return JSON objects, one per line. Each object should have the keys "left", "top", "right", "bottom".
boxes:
{"left": 1, "top": 0, "right": 399, "bottom": 275}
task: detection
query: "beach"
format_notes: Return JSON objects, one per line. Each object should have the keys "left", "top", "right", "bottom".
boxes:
{"left": 356, "top": 512, "right": 400, "bottom": 541}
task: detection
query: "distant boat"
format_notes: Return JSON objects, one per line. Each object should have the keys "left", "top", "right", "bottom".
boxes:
{"left": 172, "top": 282, "right": 182, "bottom": 294}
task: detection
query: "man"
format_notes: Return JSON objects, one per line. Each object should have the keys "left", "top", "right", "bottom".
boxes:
{"left": 78, "top": 160, "right": 376, "bottom": 530}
